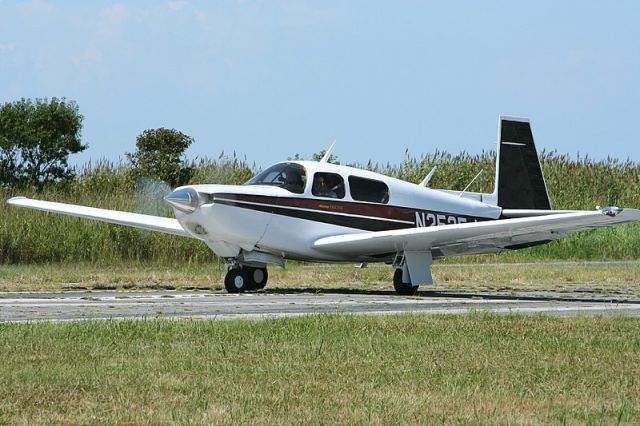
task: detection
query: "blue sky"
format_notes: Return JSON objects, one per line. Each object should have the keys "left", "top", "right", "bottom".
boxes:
{"left": 1, "top": 0, "right": 639, "bottom": 169}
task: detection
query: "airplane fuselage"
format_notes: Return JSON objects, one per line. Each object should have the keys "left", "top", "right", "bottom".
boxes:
{"left": 171, "top": 161, "right": 502, "bottom": 263}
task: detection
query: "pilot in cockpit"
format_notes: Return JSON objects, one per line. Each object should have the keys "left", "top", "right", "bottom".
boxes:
{"left": 283, "top": 169, "right": 304, "bottom": 193}
{"left": 312, "top": 177, "right": 336, "bottom": 198}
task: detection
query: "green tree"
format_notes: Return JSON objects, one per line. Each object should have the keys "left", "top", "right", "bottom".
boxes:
{"left": 287, "top": 151, "right": 340, "bottom": 163}
{"left": 0, "top": 97, "right": 86, "bottom": 188}
{"left": 312, "top": 149, "right": 340, "bottom": 164}
{"left": 127, "top": 128, "right": 194, "bottom": 187}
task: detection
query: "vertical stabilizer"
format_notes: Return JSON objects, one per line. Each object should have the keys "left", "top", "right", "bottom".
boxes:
{"left": 494, "top": 117, "right": 551, "bottom": 210}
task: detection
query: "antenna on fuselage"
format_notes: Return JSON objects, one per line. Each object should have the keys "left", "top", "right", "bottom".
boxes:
{"left": 458, "top": 170, "right": 484, "bottom": 198}
{"left": 319, "top": 140, "right": 336, "bottom": 163}
{"left": 419, "top": 166, "right": 438, "bottom": 187}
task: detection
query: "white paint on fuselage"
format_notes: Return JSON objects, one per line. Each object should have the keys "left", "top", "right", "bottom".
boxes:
{"left": 171, "top": 161, "right": 502, "bottom": 262}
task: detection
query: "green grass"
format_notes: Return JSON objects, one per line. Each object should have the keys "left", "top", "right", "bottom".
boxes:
{"left": 0, "top": 315, "right": 639, "bottom": 424}
{"left": 2, "top": 262, "right": 640, "bottom": 299}
{"left": 2, "top": 152, "right": 640, "bottom": 264}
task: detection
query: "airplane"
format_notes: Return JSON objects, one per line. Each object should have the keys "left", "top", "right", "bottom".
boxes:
{"left": 7, "top": 117, "right": 640, "bottom": 295}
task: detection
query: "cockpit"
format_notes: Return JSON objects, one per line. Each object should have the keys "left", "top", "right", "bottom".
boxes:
{"left": 245, "top": 162, "right": 391, "bottom": 203}
{"left": 245, "top": 162, "right": 307, "bottom": 194}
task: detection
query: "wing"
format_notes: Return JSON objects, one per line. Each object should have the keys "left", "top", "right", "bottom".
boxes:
{"left": 7, "top": 197, "right": 191, "bottom": 238}
{"left": 313, "top": 208, "right": 640, "bottom": 258}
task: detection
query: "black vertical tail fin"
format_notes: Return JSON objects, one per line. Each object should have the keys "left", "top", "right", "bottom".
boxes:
{"left": 494, "top": 117, "right": 551, "bottom": 210}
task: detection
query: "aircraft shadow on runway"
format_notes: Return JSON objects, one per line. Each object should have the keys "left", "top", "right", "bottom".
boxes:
{"left": 264, "top": 287, "right": 640, "bottom": 305}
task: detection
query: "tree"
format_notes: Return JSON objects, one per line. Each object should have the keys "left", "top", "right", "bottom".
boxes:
{"left": 312, "top": 149, "right": 340, "bottom": 164}
{"left": 127, "top": 128, "right": 194, "bottom": 187}
{"left": 287, "top": 151, "right": 340, "bottom": 163}
{"left": 0, "top": 97, "right": 86, "bottom": 188}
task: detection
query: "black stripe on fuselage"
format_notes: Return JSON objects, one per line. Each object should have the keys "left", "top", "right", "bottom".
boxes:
{"left": 210, "top": 193, "right": 491, "bottom": 232}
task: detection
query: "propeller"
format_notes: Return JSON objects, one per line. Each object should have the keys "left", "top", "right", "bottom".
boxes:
{"left": 134, "top": 176, "right": 174, "bottom": 217}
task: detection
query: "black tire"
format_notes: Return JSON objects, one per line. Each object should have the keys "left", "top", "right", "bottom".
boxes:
{"left": 393, "top": 268, "right": 418, "bottom": 296}
{"left": 245, "top": 267, "right": 268, "bottom": 290}
{"left": 225, "top": 268, "right": 248, "bottom": 293}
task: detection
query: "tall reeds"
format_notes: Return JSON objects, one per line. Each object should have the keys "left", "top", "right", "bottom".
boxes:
{"left": 1, "top": 152, "right": 638, "bottom": 264}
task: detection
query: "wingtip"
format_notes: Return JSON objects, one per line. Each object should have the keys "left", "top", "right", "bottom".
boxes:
{"left": 601, "top": 206, "right": 640, "bottom": 222}
{"left": 600, "top": 206, "right": 622, "bottom": 217}
{"left": 7, "top": 196, "right": 27, "bottom": 205}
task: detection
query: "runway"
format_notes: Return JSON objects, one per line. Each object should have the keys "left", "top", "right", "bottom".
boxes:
{"left": 1, "top": 289, "right": 640, "bottom": 322}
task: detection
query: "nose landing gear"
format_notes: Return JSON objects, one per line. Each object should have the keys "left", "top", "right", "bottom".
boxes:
{"left": 224, "top": 267, "right": 248, "bottom": 293}
{"left": 245, "top": 266, "right": 268, "bottom": 290}
{"left": 224, "top": 262, "right": 269, "bottom": 293}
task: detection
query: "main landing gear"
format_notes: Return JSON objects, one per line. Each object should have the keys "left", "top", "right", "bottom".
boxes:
{"left": 393, "top": 268, "right": 419, "bottom": 296}
{"left": 392, "top": 251, "right": 433, "bottom": 296}
{"left": 224, "top": 264, "right": 269, "bottom": 293}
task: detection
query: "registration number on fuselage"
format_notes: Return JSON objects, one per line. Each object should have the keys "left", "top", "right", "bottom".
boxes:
{"left": 415, "top": 211, "right": 470, "bottom": 227}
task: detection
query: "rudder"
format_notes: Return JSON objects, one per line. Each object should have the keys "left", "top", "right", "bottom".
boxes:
{"left": 495, "top": 117, "right": 551, "bottom": 210}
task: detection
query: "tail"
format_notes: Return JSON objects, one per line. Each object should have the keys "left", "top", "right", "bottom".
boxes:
{"left": 492, "top": 116, "right": 551, "bottom": 210}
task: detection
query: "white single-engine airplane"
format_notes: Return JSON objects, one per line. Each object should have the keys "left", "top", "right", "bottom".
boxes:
{"left": 7, "top": 117, "right": 640, "bottom": 294}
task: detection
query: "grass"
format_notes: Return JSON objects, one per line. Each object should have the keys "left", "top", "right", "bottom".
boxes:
{"left": 2, "top": 261, "right": 640, "bottom": 299}
{"left": 0, "top": 315, "right": 639, "bottom": 424}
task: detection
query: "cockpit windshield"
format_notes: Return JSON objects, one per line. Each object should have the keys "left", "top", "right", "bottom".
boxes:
{"left": 245, "top": 162, "right": 307, "bottom": 194}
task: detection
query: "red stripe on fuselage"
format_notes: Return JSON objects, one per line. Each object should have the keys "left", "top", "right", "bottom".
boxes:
{"left": 212, "top": 193, "right": 488, "bottom": 226}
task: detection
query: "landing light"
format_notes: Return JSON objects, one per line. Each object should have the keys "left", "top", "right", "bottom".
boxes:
{"left": 164, "top": 188, "right": 200, "bottom": 213}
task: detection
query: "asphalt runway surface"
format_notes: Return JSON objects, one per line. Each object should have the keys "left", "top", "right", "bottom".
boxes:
{"left": 1, "top": 289, "right": 640, "bottom": 322}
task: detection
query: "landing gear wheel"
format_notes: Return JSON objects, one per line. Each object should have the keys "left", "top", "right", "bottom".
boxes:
{"left": 225, "top": 268, "right": 248, "bottom": 293}
{"left": 393, "top": 268, "right": 418, "bottom": 296}
{"left": 246, "top": 267, "right": 269, "bottom": 291}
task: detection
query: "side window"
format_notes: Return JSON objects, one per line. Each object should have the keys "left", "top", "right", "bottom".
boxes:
{"left": 312, "top": 172, "right": 345, "bottom": 199}
{"left": 348, "top": 176, "right": 389, "bottom": 204}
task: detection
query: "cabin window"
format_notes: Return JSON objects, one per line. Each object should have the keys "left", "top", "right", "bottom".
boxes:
{"left": 348, "top": 176, "right": 389, "bottom": 204}
{"left": 245, "top": 162, "right": 307, "bottom": 194}
{"left": 312, "top": 172, "right": 345, "bottom": 199}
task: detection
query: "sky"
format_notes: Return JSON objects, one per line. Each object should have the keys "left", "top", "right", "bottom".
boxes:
{"left": 1, "top": 0, "right": 639, "bottom": 169}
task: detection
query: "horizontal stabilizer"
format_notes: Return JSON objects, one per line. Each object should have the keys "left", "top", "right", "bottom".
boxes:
{"left": 7, "top": 197, "right": 191, "bottom": 238}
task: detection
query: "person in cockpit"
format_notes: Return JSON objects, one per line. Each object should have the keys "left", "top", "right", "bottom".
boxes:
{"left": 312, "top": 176, "right": 339, "bottom": 198}
{"left": 283, "top": 169, "right": 304, "bottom": 193}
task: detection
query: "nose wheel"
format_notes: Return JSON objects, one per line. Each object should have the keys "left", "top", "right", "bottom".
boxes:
{"left": 224, "top": 268, "right": 247, "bottom": 293}
{"left": 224, "top": 266, "right": 269, "bottom": 293}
